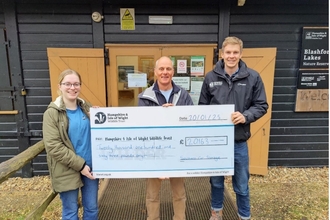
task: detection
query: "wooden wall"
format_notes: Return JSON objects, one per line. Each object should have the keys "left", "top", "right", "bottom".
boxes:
{"left": 103, "top": 0, "right": 220, "bottom": 44}
{"left": 15, "top": 0, "right": 94, "bottom": 175}
{"left": 0, "top": 3, "right": 23, "bottom": 169}
{"left": 0, "top": 3, "right": 3, "bottom": 26}
{"left": 229, "top": 0, "right": 329, "bottom": 166}
{"left": 0, "top": 0, "right": 328, "bottom": 176}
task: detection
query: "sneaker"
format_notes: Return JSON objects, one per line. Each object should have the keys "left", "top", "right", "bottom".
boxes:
{"left": 209, "top": 210, "right": 223, "bottom": 220}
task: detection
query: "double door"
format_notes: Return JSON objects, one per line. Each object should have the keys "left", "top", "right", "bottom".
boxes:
{"left": 105, "top": 44, "right": 216, "bottom": 107}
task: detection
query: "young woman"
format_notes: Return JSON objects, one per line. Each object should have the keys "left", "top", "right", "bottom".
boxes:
{"left": 42, "top": 69, "right": 98, "bottom": 220}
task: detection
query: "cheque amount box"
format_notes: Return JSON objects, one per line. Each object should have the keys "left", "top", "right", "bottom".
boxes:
{"left": 185, "top": 136, "right": 228, "bottom": 146}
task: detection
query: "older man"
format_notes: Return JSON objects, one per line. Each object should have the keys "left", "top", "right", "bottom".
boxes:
{"left": 138, "top": 56, "right": 193, "bottom": 220}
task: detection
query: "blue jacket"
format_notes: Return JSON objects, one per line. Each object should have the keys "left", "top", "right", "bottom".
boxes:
{"left": 138, "top": 80, "right": 193, "bottom": 106}
{"left": 198, "top": 59, "right": 268, "bottom": 142}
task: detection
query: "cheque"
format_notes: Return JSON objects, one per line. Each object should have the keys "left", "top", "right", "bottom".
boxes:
{"left": 90, "top": 105, "right": 234, "bottom": 178}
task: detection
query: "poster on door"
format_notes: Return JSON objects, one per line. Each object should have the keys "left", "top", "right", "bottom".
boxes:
{"left": 190, "top": 77, "right": 204, "bottom": 105}
{"left": 190, "top": 56, "right": 205, "bottom": 76}
{"left": 177, "top": 60, "right": 187, "bottom": 74}
{"left": 172, "top": 77, "right": 190, "bottom": 90}
{"left": 128, "top": 73, "right": 147, "bottom": 88}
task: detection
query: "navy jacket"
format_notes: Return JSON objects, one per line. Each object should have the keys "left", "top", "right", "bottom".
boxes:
{"left": 138, "top": 80, "right": 193, "bottom": 106}
{"left": 198, "top": 59, "right": 268, "bottom": 142}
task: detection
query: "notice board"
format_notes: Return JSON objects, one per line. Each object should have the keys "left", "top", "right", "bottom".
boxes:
{"left": 299, "top": 27, "right": 328, "bottom": 68}
{"left": 295, "top": 27, "right": 329, "bottom": 112}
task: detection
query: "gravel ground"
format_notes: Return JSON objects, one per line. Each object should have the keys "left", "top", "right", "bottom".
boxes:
{"left": 0, "top": 167, "right": 328, "bottom": 220}
{"left": 226, "top": 166, "right": 328, "bottom": 220}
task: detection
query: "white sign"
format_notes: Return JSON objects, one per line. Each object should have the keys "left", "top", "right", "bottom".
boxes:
{"left": 190, "top": 77, "right": 204, "bottom": 105}
{"left": 127, "top": 73, "right": 147, "bottom": 87}
{"left": 177, "top": 60, "right": 187, "bottom": 73}
{"left": 90, "top": 105, "right": 235, "bottom": 178}
{"left": 172, "top": 77, "right": 190, "bottom": 90}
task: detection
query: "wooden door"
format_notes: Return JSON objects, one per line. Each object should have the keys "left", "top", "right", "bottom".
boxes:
{"left": 241, "top": 48, "right": 276, "bottom": 175}
{"left": 105, "top": 45, "right": 162, "bottom": 107}
{"left": 47, "top": 48, "right": 106, "bottom": 107}
{"left": 219, "top": 48, "right": 277, "bottom": 175}
{"left": 106, "top": 44, "right": 217, "bottom": 107}
{"left": 161, "top": 44, "right": 216, "bottom": 74}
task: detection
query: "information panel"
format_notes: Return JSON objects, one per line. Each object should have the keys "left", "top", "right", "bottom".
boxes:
{"left": 297, "top": 69, "right": 329, "bottom": 89}
{"left": 299, "top": 27, "right": 329, "bottom": 68}
{"left": 90, "top": 105, "right": 234, "bottom": 178}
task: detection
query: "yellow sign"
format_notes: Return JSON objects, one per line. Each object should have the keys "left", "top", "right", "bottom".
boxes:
{"left": 120, "top": 8, "right": 135, "bottom": 30}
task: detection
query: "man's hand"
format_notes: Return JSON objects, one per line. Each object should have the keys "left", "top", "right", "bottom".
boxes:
{"left": 162, "top": 103, "right": 173, "bottom": 107}
{"left": 231, "top": 111, "right": 246, "bottom": 125}
{"left": 80, "top": 164, "right": 96, "bottom": 180}
{"left": 159, "top": 177, "right": 170, "bottom": 180}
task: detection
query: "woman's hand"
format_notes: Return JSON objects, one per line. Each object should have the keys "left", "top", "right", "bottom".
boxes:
{"left": 80, "top": 164, "right": 96, "bottom": 180}
{"left": 88, "top": 106, "right": 100, "bottom": 117}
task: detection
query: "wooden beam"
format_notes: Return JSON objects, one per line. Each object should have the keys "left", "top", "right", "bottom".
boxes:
{"left": 25, "top": 191, "right": 58, "bottom": 220}
{"left": 218, "top": 0, "right": 230, "bottom": 49}
{"left": 0, "top": 141, "right": 45, "bottom": 184}
{"left": 0, "top": 110, "right": 19, "bottom": 115}
{"left": 238, "top": 0, "right": 246, "bottom": 6}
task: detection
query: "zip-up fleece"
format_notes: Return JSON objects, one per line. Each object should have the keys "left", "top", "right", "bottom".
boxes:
{"left": 42, "top": 96, "right": 92, "bottom": 193}
{"left": 138, "top": 80, "right": 193, "bottom": 106}
{"left": 198, "top": 59, "right": 268, "bottom": 142}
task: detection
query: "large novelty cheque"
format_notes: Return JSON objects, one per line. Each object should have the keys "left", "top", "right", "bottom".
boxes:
{"left": 90, "top": 105, "right": 234, "bottom": 178}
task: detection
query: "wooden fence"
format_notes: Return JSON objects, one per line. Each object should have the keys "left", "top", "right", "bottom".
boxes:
{"left": 0, "top": 140, "right": 58, "bottom": 220}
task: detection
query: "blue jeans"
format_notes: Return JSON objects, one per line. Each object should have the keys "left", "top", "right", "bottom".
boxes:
{"left": 210, "top": 141, "right": 250, "bottom": 219}
{"left": 59, "top": 175, "right": 99, "bottom": 220}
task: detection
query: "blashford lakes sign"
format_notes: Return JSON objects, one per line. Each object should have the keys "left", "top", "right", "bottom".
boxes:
{"left": 299, "top": 27, "right": 329, "bottom": 68}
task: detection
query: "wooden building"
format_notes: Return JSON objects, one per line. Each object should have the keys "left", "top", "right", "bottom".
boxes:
{"left": 0, "top": 0, "right": 328, "bottom": 177}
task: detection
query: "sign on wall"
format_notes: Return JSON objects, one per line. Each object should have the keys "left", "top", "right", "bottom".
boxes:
{"left": 299, "top": 27, "right": 328, "bottom": 68}
{"left": 296, "top": 69, "right": 328, "bottom": 89}
{"left": 295, "top": 27, "right": 329, "bottom": 112}
{"left": 120, "top": 8, "right": 135, "bottom": 30}
{"left": 295, "top": 89, "right": 328, "bottom": 112}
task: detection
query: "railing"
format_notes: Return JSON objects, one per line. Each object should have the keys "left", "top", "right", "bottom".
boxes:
{"left": 0, "top": 140, "right": 57, "bottom": 220}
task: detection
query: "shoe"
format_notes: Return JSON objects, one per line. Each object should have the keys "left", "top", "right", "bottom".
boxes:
{"left": 209, "top": 210, "right": 223, "bottom": 220}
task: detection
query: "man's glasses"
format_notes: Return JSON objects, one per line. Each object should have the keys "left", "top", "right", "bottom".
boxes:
{"left": 61, "top": 82, "right": 81, "bottom": 88}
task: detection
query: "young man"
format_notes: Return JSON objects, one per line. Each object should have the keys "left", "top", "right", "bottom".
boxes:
{"left": 138, "top": 56, "right": 193, "bottom": 220}
{"left": 198, "top": 36, "right": 268, "bottom": 220}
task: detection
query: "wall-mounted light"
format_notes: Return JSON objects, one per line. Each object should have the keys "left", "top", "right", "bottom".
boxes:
{"left": 149, "top": 16, "right": 173, "bottom": 24}
{"left": 92, "top": 12, "right": 103, "bottom": 22}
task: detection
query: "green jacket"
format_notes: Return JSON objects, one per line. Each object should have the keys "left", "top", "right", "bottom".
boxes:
{"left": 42, "top": 96, "right": 92, "bottom": 193}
